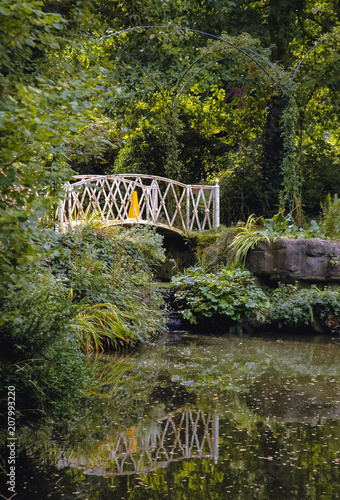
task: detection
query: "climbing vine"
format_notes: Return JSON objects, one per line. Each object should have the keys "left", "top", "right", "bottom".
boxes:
{"left": 280, "top": 97, "right": 301, "bottom": 219}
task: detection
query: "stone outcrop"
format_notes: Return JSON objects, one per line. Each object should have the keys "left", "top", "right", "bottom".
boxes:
{"left": 246, "top": 238, "right": 340, "bottom": 282}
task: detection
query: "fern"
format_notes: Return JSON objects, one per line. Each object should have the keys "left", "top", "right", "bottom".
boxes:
{"left": 69, "top": 250, "right": 113, "bottom": 298}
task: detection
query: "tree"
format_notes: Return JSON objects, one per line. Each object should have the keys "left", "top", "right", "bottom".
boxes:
{"left": 0, "top": 0, "right": 102, "bottom": 309}
{"left": 57, "top": 0, "right": 337, "bottom": 222}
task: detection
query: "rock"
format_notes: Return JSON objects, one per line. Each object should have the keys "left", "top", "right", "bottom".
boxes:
{"left": 246, "top": 237, "right": 340, "bottom": 283}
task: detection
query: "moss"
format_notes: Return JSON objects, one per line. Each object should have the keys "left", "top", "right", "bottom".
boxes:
{"left": 186, "top": 226, "right": 235, "bottom": 270}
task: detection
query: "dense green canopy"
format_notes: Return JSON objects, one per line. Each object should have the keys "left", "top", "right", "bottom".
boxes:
{"left": 1, "top": 0, "right": 340, "bottom": 300}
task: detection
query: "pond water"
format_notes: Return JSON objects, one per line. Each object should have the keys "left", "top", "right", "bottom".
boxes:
{"left": 4, "top": 332, "right": 340, "bottom": 499}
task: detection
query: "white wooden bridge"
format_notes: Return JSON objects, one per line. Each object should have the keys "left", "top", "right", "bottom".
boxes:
{"left": 57, "top": 174, "right": 220, "bottom": 233}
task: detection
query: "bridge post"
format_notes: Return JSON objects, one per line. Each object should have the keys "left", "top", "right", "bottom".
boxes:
{"left": 214, "top": 179, "right": 220, "bottom": 229}
{"left": 185, "top": 411, "right": 190, "bottom": 458}
{"left": 152, "top": 181, "right": 158, "bottom": 223}
{"left": 146, "top": 185, "right": 151, "bottom": 221}
{"left": 186, "top": 185, "right": 190, "bottom": 231}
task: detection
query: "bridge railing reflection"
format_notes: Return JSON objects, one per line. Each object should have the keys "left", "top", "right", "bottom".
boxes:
{"left": 57, "top": 409, "right": 219, "bottom": 475}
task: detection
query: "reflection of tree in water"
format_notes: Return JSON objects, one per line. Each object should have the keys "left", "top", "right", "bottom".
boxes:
{"left": 150, "top": 370, "right": 197, "bottom": 410}
{"left": 243, "top": 372, "right": 340, "bottom": 422}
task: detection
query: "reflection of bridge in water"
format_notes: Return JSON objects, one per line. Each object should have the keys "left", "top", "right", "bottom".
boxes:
{"left": 57, "top": 174, "right": 220, "bottom": 233}
{"left": 57, "top": 410, "right": 219, "bottom": 475}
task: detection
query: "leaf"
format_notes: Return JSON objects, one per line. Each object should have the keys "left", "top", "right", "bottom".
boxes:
{"left": 25, "top": 38, "right": 35, "bottom": 47}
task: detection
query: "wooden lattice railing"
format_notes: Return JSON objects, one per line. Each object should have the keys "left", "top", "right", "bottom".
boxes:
{"left": 57, "top": 174, "right": 220, "bottom": 233}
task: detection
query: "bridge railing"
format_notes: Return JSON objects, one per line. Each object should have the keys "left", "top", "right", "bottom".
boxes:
{"left": 57, "top": 174, "right": 220, "bottom": 233}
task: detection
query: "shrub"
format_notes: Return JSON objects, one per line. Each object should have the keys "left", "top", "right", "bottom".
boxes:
{"left": 264, "top": 284, "right": 340, "bottom": 330}
{"left": 172, "top": 267, "right": 340, "bottom": 334}
{"left": 72, "top": 302, "right": 134, "bottom": 352}
{"left": 1, "top": 271, "right": 76, "bottom": 357}
{"left": 301, "top": 140, "right": 340, "bottom": 217}
{"left": 0, "top": 271, "right": 88, "bottom": 419}
{"left": 47, "top": 221, "right": 166, "bottom": 348}
{"left": 214, "top": 147, "right": 265, "bottom": 224}
{"left": 172, "top": 266, "right": 269, "bottom": 328}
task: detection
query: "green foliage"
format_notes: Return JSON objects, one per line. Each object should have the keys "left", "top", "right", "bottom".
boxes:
{"left": 67, "top": 118, "right": 119, "bottom": 176}
{"left": 172, "top": 266, "right": 340, "bottom": 333}
{"left": 113, "top": 122, "right": 175, "bottom": 179}
{"left": 320, "top": 193, "right": 340, "bottom": 238}
{"left": 0, "top": 271, "right": 88, "bottom": 419}
{"left": 301, "top": 140, "right": 340, "bottom": 216}
{"left": 228, "top": 215, "right": 271, "bottom": 267}
{"left": 1, "top": 271, "right": 75, "bottom": 355}
{"left": 214, "top": 147, "right": 266, "bottom": 223}
{"left": 48, "top": 221, "right": 166, "bottom": 348}
{"left": 187, "top": 226, "right": 234, "bottom": 270}
{"left": 264, "top": 284, "right": 340, "bottom": 330}
{"left": 112, "top": 86, "right": 251, "bottom": 184}
{"left": 0, "top": 0, "right": 102, "bottom": 311}
{"left": 172, "top": 266, "right": 269, "bottom": 326}
{"left": 72, "top": 303, "right": 133, "bottom": 353}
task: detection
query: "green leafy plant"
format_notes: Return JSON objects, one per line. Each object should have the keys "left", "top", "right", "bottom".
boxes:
{"left": 47, "top": 220, "right": 166, "bottom": 349}
{"left": 0, "top": 271, "right": 88, "bottom": 419}
{"left": 72, "top": 303, "right": 133, "bottom": 352}
{"left": 263, "top": 283, "right": 340, "bottom": 331}
{"left": 228, "top": 214, "right": 271, "bottom": 267}
{"left": 265, "top": 211, "right": 296, "bottom": 236}
{"left": 172, "top": 266, "right": 269, "bottom": 327}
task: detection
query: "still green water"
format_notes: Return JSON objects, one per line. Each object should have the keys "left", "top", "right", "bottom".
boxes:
{"left": 11, "top": 333, "right": 340, "bottom": 499}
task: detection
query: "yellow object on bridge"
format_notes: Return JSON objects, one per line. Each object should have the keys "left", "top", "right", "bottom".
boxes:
{"left": 128, "top": 190, "right": 140, "bottom": 219}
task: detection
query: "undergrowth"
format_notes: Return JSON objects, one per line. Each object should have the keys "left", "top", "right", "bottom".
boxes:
{"left": 265, "top": 284, "right": 340, "bottom": 331}
{"left": 48, "top": 220, "right": 166, "bottom": 351}
{"left": 172, "top": 266, "right": 270, "bottom": 328}
{"left": 172, "top": 267, "right": 340, "bottom": 334}
{"left": 0, "top": 219, "right": 166, "bottom": 420}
